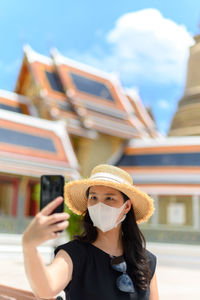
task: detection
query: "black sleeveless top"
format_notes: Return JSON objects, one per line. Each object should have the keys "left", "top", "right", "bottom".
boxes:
{"left": 54, "top": 240, "right": 156, "bottom": 300}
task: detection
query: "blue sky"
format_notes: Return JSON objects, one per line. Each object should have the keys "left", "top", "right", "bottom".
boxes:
{"left": 0, "top": 0, "right": 199, "bottom": 135}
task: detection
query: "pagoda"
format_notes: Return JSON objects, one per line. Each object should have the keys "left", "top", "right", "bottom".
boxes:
{"left": 169, "top": 33, "right": 200, "bottom": 136}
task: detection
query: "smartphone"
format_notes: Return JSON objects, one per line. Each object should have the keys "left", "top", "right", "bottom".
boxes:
{"left": 40, "top": 175, "right": 65, "bottom": 232}
{"left": 40, "top": 175, "right": 65, "bottom": 213}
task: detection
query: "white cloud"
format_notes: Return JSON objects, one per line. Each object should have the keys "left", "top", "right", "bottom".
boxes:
{"left": 63, "top": 9, "right": 195, "bottom": 135}
{"left": 105, "top": 9, "right": 194, "bottom": 85}
{"left": 67, "top": 9, "right": 194, "bottom": 88}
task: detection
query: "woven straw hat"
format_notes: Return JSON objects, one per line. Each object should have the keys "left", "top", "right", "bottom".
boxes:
{"left": 65, "top": 164, "right": 154, "bottom": 223}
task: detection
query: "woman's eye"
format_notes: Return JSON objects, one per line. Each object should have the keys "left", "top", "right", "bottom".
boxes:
{"left": 90, "top": 196, "right": 97, "bottom": 200}
{"left": 106, "top": 197, "right": 114, "bottom": 201}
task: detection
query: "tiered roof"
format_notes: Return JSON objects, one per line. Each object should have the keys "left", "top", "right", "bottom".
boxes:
{"left": 0, "top": 108, "right": 79, "bottom": 178}
{"left": 117, "top": 137, "right": 200, "bottom": 194}
{"left": 0, "top": 89, "right": 37, "bottom": 116}
{"left": 126, "top": 89, "right": 160, "bottom": 138}
{"left": 15, "top": 45, "right": 158, "bottom": 140}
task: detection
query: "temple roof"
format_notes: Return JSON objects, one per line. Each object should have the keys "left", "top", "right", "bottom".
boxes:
{"left": 117, "top": 136, "right": 200, "bottom": 192}
{"left": 0, "top": 89, "right": 37, "bottom": 116}
{"left": 51, "top": 48, "right": 148, "bottom": 138}
{"left": 14, "top": 45, "right": 158, "bottom": 139}
{"left": 0, "top": 109, "right": 79, "bottom": 178}
{"left": 126, "top": 88, "right": 160, "bottom": 138}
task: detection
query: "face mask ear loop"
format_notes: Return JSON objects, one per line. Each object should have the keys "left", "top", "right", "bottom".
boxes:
{"left": 114, "top": 214, "right": 126, "bottom": 228}
{"left": 114, "top": 202, "right": 127, "bottom": 228}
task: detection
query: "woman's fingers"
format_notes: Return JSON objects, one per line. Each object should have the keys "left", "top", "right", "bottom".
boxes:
{"left": 41, "top": 196, "right": 64, "bottom": 216}
{"left": 46, "top": 212, "right": 70, "bottom": 225}
{"left": 22, "top": 197, "right": 70, "bottom": 247}
{"left": 49, "top": 220, "right": 69, "bottom": 232}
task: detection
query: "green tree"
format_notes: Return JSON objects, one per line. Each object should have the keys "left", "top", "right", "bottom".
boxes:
{"left": 64, "top": 205, "right": 82, "bottom": 240}
{"left": 32, "top": 183, "right": 40, "bottom": 212}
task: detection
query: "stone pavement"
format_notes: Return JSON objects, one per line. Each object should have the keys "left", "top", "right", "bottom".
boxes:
{"left": 0, "top": 236, "right": 199, "bottom": 300}
{"left": 148, "top": 243, "right": 200, "bottom": 300}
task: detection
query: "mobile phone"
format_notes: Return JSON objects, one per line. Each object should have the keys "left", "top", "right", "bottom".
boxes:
{"left": 40, "top": 175, "right": 65, "bottom": 232}
{"left": 40, "top": 175, "right": 65, "bottom": 213}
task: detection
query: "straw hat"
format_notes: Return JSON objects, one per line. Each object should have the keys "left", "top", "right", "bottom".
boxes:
{"left": 64, "top": 164, "right": 154, "bottom": 223}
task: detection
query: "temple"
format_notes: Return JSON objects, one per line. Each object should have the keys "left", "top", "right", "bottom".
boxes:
{"left": 0, "top": 43, "right": 200, "bottom": 244}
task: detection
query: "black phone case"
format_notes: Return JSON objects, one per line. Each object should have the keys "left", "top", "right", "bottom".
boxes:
{"left": 40, "top": 175, "right": 65, "bottom": 214}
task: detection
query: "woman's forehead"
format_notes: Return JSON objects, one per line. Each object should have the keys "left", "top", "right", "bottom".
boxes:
{"left": 89, "top": 185, "right": 121, "bottom": 194}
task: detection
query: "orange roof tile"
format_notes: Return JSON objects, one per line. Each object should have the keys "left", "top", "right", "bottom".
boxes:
{"left": 0, "top": 109, "right": 79, "bottom": 178}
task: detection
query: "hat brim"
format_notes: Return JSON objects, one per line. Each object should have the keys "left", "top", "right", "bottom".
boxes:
{"left": 64, "top": 179, "right": 154, "bottom": 223}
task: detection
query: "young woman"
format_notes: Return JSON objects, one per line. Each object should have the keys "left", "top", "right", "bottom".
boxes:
{"left": 22, "top": 164, "right": 159, "bottom": 300}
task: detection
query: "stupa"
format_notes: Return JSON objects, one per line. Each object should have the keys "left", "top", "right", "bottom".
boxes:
{"left": 169, "top": 34, "right": 200, "bottom": 136}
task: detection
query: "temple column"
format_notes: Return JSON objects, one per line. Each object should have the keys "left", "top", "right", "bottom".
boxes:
{"left": 150, "top": 194, "right": 159, "bottom": 225}
{"left": 192, "top": 195, "right": 200, "bottom": 229}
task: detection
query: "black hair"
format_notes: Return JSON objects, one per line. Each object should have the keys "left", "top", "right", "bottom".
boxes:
{"left": 74, "top": 188, "right": 151, "bottom": 290}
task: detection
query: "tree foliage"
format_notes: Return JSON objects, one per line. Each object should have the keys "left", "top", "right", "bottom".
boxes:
{"left": 64, "top": 205, "right": 82, "bottom": 240}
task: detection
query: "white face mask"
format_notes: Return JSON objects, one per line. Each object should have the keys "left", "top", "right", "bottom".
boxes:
{"left": 88, "top": 202, "right": 126, "bottom": 232}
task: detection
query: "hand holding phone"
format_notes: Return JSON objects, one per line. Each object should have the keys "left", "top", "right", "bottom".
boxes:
{"left": 23, "top": 197, "right": 69, "bottom": 248}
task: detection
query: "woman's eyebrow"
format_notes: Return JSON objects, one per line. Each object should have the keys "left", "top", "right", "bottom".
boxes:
{"left": 104, "top": 193, "right": 116, "bottom": 196}
{"left": 89, "top": 192, "right": 116, "bottom": 195}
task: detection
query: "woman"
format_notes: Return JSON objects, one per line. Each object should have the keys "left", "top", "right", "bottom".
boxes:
{"left": 22, "top": 164, "right": 159, "bottom": 300}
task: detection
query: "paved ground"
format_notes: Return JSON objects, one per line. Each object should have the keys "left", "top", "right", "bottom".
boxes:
{"left": 0, "top": 240, "right": 199, "bottom": 299}
{"left": 148, "top": 243, "right": 200, "bottom": 300}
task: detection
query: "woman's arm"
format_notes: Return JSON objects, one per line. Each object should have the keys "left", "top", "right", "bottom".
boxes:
{"left": 22, "top": 197, "right": 71, "bottom": 299}
{"left": 23, "top": 243, "right": 73, "bottom": 298}
{"left": 149, "top": 272, "right": 159, "bottom": 300}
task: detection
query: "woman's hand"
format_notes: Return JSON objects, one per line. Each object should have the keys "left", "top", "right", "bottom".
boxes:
{"left": 22, "top": 197, "right": 69, "bottom": 248}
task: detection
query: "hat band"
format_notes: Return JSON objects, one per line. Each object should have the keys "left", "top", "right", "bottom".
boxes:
{"left": 90, "top": 172, "right": 131, "bottom": 186}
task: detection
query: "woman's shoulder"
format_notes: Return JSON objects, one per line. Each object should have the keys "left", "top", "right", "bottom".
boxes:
{"left": 145, "top": 249, "right": 157, "bottom": 261}
{"left": 54, "top": 239, "right": 89, "bottom": 270}
{"left": 54, "top": 239, "right": 88, "bottom": 256}
{"left": 145, "top": 249, "right": 157, "bottom": 279}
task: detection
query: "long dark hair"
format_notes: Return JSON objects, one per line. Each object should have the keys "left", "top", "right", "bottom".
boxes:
{"left": 74, "top": 189, "right": 151, "bottom": 290}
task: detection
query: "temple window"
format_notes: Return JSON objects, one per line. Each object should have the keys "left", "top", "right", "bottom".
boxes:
{"left": 0, "top": 127, "right": 56, "bottom": 152}
{"left": 0, "top": 103, "right": 22, "bottom": 113}
{"left": 158, "top": 195, "right": 193, "bottom": 226}
{"left": 45, "top": 71, "right": 64, "bottom": 93}
{"left": 69, "top": 72, "right": 114, "bottom": 101}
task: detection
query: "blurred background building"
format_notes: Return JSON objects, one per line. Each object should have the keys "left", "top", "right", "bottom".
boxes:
{"left": 0, "top": 33, "right": 200, "bottom": 245}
